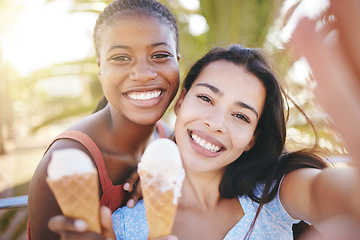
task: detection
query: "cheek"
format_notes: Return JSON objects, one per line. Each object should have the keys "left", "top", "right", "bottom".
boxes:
{"left": 174, "top": 115, "right": 187, "bottom": 142}
{"left": 230, "top": 127, "right": 255, "bottom": 150}
{"left": 174, "top": 103, "right": 195, "bottom": 141}
{"left": 103, "top": 65, "right": 129, "bottom": 86}
{"left": 176, "top": 102, "right": 197, "bottom": 125}
{"left": 100, "top": 65, "right": 115, "bottom": 82}
{"left": 163, "top": 63, "right": 180, "bottom": 84}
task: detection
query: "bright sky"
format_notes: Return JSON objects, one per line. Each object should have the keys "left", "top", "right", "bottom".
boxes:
{"left": 2, "top": 0, "right": 97, "bottom": 76}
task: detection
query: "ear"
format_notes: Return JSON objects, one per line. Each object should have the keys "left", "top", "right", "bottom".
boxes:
{"left": 97, "top": 59, "right": 102, "bottom": 82}
{"left": 244, "top": 130, "right": 259, "bottom": 151}
{"left": 174, "top": 88, "right": 187, "bottom": 116}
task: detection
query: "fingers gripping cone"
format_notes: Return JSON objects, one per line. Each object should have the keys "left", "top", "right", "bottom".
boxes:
{"left": 46, "top": 148, "right": 101, "bottom": 233}
{"left": 138, "top": 139, "right": 185, "bottom": 239}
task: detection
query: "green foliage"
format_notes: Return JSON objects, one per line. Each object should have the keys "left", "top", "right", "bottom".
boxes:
{"left": 0, "top": 208, "right": 28, "bottom": 240}
{"left": 198, "top": 0, "right": 280, "bottom": 47}
{"left": 31, "top": 103, "right": 97, "bottom": 133}
{"left": 9, "top": 213, "right": 28, "bottom": 240}
{"left": 0, "top": 209, "right": 16, "bottom": 232}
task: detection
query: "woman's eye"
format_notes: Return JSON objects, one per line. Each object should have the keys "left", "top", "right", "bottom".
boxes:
{"left": 152, "top": 53, "right": 172, "bottom": 59}
{"left": 233, "top": 113, "right": 250, "bottom": 123}
{"left": 197, "top": 95, "right": 212, "bottom": 104}
{"left": 110, "top": 55, "right": 131, "bottom": 62}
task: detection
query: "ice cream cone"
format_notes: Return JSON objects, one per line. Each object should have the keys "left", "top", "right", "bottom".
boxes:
{"left": 138, "top": 139, "right": 185, "bottom": 239}
{"left": 47, "top": 172, "right": 101, "bottom": 233}
{"left": 139, "top": 169, "right": 178, "bottom": 239}
{"left": 46, "top": 149, "right": 101, "bottom": 234}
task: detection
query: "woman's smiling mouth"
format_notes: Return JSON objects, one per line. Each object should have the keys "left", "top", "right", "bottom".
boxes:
{"left": 126, "top": 89, "right": 162, "bottom": 100}
{"left": 190, "top": 132, "right": 221, "bottom": 153}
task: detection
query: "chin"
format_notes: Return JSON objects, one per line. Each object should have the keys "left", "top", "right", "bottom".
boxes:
{"left": 130, "top": 114, "right": 163, "bottom": 126}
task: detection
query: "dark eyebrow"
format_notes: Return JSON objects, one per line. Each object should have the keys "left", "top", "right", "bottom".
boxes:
{"left": 107, "top": 45, "right": 129, "bottom": 54}
{"left": 196, "top": 82, "right": 259, "bottom": 118}
{"left": 107, "top": 42, "right": 170, "bottom": 54}
{"left": 196, "top": 83, "right": 223, "bottom": 96}
{"left": 235, "top": 101, "right": 259, "bottom": 118}
{"left": 151, "top": 42, "right": 170, "bottom": 48}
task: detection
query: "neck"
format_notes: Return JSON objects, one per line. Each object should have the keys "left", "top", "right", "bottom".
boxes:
{"left": 180, "top": 170, "right": 224, "bottom": 210}
{"left": 104, "top": 105, "right": 157, "bottom": 154}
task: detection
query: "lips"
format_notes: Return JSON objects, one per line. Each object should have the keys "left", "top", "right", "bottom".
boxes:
{"left": 126, "top": 89, "right": 162, "bottom": 100}
{"left": 190, "top": 132, "right": 221, "bottom": 153}
{"left": 188, "top": 130, "right": 225, "bottom": 158}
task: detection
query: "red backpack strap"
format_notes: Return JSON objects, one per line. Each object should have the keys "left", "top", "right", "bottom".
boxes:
{"left": 50, "top": 130, "right": 113, "bottom": 192}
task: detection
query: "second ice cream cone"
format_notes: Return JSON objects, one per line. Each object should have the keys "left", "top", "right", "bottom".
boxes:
{"left": 137, "top": 139, "right": 185, "bottom": 239}
{"left": 140, "top": 170, "right": 178, "bottom": 239}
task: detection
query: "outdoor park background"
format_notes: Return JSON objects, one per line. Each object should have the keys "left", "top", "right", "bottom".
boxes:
{"left": 0, "top": 0, "right": 351, "bottom": 239}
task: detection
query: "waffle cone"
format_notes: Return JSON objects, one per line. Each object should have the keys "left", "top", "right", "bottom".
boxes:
{"left": 139, "top": 169, "right": 178, "bottom": 239}
{"left": 46, "top": 171, "right": 101, "bottom": 233}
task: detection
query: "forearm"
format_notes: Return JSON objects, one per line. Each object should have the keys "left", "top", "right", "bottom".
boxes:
{"left": 28, "top": 186, "right": 62, "bottom": 240}
{"left": 280, "top": 167, "right": 359, "bottom": 224}
{"left": 310, "top": 167, "right": 359, "bottom": 223}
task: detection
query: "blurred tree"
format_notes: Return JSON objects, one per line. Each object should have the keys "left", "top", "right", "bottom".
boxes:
{"left": 160, "top": 0, "right": 282, "bottom": 73}
{"left": 21, "top": 57, "right": 101, "bottom": 134}
{"left": 0, "top": 48, "right": 6, "bottom": 154}
{"left": 0, "top": 0, "right": 22, "bottom": 154}
{"left": 199, "top": 0, "right": 279, "bottom": 47}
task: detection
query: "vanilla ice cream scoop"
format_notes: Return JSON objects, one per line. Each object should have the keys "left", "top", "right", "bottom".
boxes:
{"left": 138, "top": 138, "right": 185, "bottom": 203}
{"left": 47, "top": 148, "right": 96, "bottom": 180}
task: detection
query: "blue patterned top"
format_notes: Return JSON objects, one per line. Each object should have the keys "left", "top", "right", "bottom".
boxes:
{"left": 112, "top": 185, "right": 300, "bottom": 240}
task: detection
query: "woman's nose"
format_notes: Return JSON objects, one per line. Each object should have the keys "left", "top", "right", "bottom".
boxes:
{"left": 204, "top": 111, "right": 226, "bottom": 133}
{"left": 130, "top": 59, "right": 158, "bottom": 81}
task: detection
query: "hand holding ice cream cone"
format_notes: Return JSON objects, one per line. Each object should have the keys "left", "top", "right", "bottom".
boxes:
{"left": 46, "top": 148, "right": 101, "bottom": 234}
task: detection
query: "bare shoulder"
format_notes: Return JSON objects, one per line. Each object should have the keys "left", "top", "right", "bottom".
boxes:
{"left": 280, "top": 166, "right": 357, "bottom": 223}
{"left": 281, "top": 168, "right": 322, "bottom": 190}
{"left": 69, "top": 109, "right": 110, "bottom": 146}
{"left": 280, "top": 168, "right": 323, "bottom": 201}
{"left": 279, "top": 168, "right": 321, "bottom": 221}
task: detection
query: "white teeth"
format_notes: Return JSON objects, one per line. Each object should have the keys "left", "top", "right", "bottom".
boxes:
{"left": 191, "top": 133, "right": 220, "bottom": 153}
{"left": 128, "top": 90, "right": 161, "bottom": 100}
